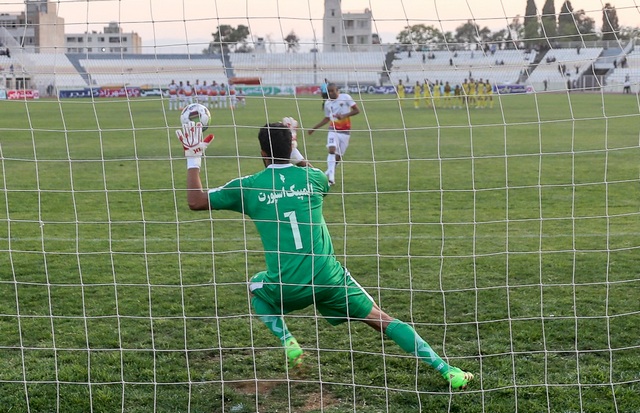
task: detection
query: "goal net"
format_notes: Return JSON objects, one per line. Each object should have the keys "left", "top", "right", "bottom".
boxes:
{"left": 1, "top": 1, "right": 639, "bottom": 412}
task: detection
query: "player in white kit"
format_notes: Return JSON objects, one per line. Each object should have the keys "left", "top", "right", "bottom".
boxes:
{"left": 167, "top": 80, "right": 179, "bottom": 111}
{"left": 308, "top": 83, "right": 360, "bottom": 185}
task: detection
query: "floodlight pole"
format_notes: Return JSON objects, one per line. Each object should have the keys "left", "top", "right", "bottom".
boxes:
{"left": 313, "top": 46, "right": 318, "bottom": 85}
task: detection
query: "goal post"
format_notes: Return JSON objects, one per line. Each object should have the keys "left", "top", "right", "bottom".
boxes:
{"left": 1, "top": 1, "right": 639, "bottom": 412}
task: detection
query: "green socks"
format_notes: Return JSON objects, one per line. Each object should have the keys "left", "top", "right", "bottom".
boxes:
{"left": 385, "top": 319, "right": 450, "bottom": 375}
{"left": 253, "top": 297, "right": 451, "bottom": 376}
{"left": 251, "top": 296, "right": 293, "bottom": 345}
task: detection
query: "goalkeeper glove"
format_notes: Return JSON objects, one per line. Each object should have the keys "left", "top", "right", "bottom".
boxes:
{"left": 177, "top": 121, "right": 214, "bottom": 157}
{"left": 282, "top": 116, "right": 298, "bottom": 142}
{"left": 283, "top": 116, "right": 308, "bottom": 166}
{"left": 176, "top": 121, "right": 214, "bottom": 169}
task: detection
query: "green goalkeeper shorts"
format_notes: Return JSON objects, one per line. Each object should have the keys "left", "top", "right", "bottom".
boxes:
{"left": 249, "top": 267, "right": 374, "bottom": 326}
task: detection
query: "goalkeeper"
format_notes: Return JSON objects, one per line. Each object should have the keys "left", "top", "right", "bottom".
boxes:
{"left": 176, "top": 119, "right": 474, "bottom": 390}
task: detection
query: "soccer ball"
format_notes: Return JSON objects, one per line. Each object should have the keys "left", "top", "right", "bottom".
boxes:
{"left": 180, "top": 103, "right": 211, "bottom": 131}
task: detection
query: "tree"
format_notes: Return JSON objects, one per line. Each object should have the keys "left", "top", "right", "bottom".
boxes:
{"left": 524, "top": 0, "right": 539, "bottom": 43}
{"left": 618, "top": 25, "right": 640, "bottom": 40}
{"left": 558, "top": 1, "right": 578, "bottom": 39}
{"left": 602, "top": 3, "right": 620, "bottom": 41}
{"left": 490, "top": 29, "right": 509, "bottom": 43}
{"left": 442, "top": 31, "right": 456, "bottom": 44}
{"left": 284, "top": 30, "right": 300, "bottom": 53}
{"left": 541, "top": 0, "right": 557, "bottom": 41}
{"left": 204, "top": 24, "right": 251, "bottom": 54}
{"left": 558, "top": 2, "right": 597, "bottom": 42}
{"left": 506, "top": 15, "right": 525, "bottom": 47}
{"left": 574, "top": 9, "right": 597, "bottom": 40}
{"left": 396, "top": 24, "right": 444, "bottom": 50}
{"left": 453, "top": 20, "right": 491, "bottom": 48}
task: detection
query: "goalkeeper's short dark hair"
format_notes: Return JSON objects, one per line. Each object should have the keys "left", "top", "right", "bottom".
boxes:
{"left": 258, "top": 122, "right": 292, "bottom": 163}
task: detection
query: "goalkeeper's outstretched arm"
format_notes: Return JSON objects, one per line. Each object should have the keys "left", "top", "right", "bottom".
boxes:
{"left": 186, "top": 169, "right": 210, "bottom": 210}
{"left": 176, "top": 121, "right": 214, "bottom": 211}
{"left": 282, "top": 116, "right": 312, "bottom": 167}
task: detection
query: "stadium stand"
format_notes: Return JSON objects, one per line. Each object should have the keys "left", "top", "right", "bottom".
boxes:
{"left": 229, "top": 53, "right": 315, "bottom": 85}
{"left": 73, "top": 54, "right": 227, "bottom": 89}
{"left": 20, "top": 53, "right": 88, "bottom": 89}
{"left": 390, "top": 49, "right": 535, "bottom": 87}
{"left": 228, "top": 52, "right": 385, "bottom": 86}
{"left": 526, "top": 47, "right": 603, "bottom": 92}
{"left": 7, "top": 46, "right": 635, "bottom": 96}
{"left": 604, "top": 50, "right": 640, "bottom": 93}
{"left": 316, "top": 52, "right": 385, "bottom": 84}
{"left": 0, "top": 55, "right": 22, "bottom": 77}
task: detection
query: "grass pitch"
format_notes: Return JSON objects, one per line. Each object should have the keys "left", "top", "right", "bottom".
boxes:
{"left": 0, "top": 92, "right": 639, "bottom": 413}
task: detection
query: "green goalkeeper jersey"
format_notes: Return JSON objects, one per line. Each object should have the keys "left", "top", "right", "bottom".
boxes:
{"left": 208, "top": 164, "right": 344, "bottom": 294}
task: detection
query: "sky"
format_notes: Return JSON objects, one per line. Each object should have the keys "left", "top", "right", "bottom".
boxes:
{"left": 2, "top": 0, "right": 639, "bottom": 53}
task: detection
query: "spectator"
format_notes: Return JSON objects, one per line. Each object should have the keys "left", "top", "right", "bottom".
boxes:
{"left": 623, "top": 75, "right": 631, "bottom": 94}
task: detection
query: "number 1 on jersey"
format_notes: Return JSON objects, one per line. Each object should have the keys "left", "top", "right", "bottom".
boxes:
{"left": 284, "top": 211, "right": 303, "bottom": 250}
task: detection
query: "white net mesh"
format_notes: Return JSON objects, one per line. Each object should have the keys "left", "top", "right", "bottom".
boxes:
{"left": 1, "top": 1, "right": 639, "bottom": 412}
